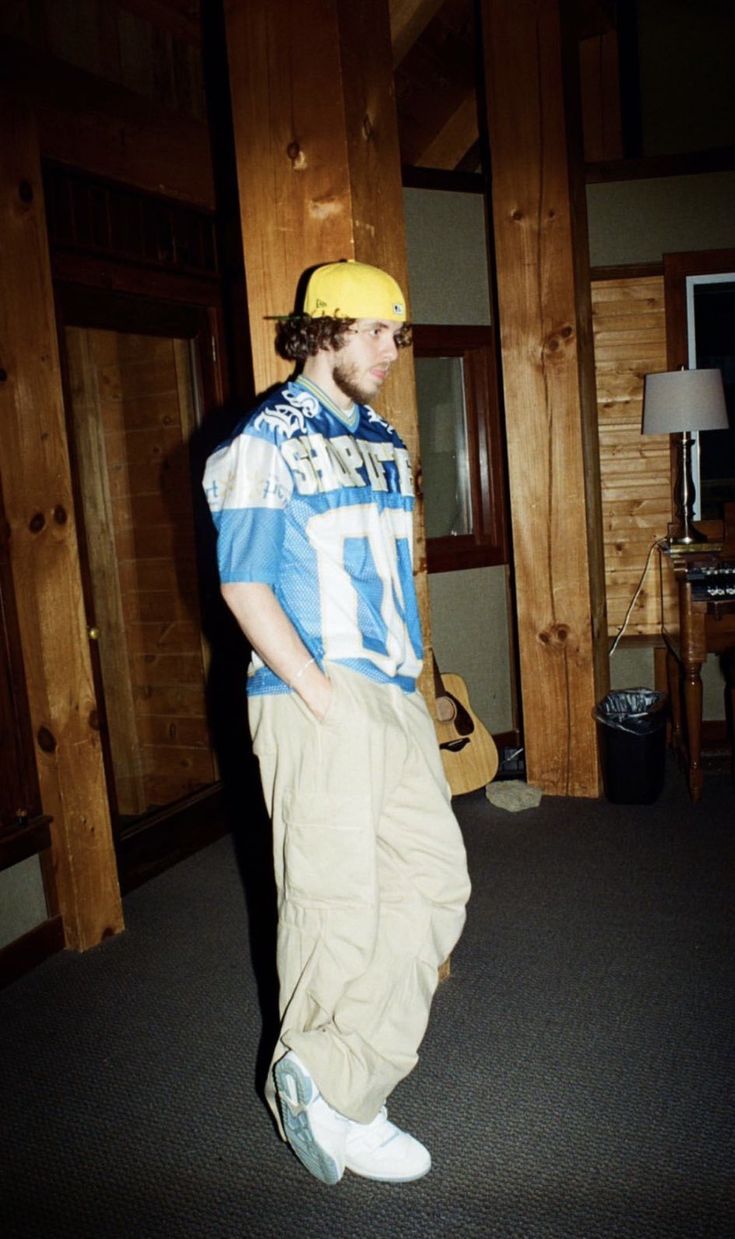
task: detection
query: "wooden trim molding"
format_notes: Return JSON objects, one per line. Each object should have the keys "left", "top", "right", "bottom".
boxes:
{"left": 116, "top": 785, "right": 230, "bottom": 894}
{"left": 591, "top": 262, "right": 663, "bottom": 282}
{"left": 401, "top": 166, "right": 486, "bottom": 193}
{"left": 586, "top": 145, "right": 735, "bottom": 184}
{"left": 0, "top": 817, "right": 53, "bottom": 873}
{"left": 663, "top": 247, "right": 735, "bottom": 370}
{"left": 0, "top": 915, "right": 65, "bottom": 991}
{"left": 412, "top": 324, "right": 508, "bottom": 573}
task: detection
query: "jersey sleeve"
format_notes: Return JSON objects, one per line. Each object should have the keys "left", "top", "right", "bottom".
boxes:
{"left": 203, "top": 428, "right": 293, "bottom": 585}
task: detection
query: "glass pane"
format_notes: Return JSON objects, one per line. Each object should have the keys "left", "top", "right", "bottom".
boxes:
{"left": 691, "top": 279, "right": 735, "bottom": 519}
{"left": 415, "top": 356, "right": 471, "bottom": 538}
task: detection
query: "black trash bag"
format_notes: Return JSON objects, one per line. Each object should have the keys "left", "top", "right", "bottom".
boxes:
{"left": 594, "top": 688, "right": 668, "bottom": 804}
{"left": 594, "top": 688, "right": 668, "bottom": 735}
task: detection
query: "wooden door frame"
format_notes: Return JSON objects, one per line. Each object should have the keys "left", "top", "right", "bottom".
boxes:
{"left": 663, "top": 248, "right": 735, "bottom": 520}
{"left": 664, "top": 248, "right": 735, "bottom": 369}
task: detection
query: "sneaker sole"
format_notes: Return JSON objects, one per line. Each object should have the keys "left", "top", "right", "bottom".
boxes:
{"left": 274, "top": 1056, "right": 342, "bottom": 1186}
{"left": 345, "top": 1161, "right": 431, "bottom": 1184}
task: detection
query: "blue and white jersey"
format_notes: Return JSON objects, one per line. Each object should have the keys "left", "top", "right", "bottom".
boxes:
{"left": 203, "top": 376, "right": 424, "bottom": 695}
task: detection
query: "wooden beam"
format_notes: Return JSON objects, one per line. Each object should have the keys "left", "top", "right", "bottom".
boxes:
{"left": 579, "top": 31, "right": 622, "bottom": 162}
{"left": 115, "top": 0, "right": 203, "bottom": 45}
{"left": 586, "top": 144, "right": 735, "bottom": 184}
{"left": 337, "top": 0, "right": 434, "bottom": 664}
{"left": 223, "top": 0, "right": 435, "bottom": 701}
{"left": 0, "top": 90, "right": 124, "bottom": 949}
{"left": 415, "top": 91, "right": 478, "bottom": 170}
{"left": 223, "top": 0, "right": 354, "bottom": 392}
{"left": 394, "top": 0, "right": 476, "bottom": 169}
{"left": 479, "top": 0, "right": 608, "bottom": 796}
{"left": 568, "top": 0, "right": 616, "bottom": 38}
{"left": 389, "top": 0, "right": 446, "bottom": 65}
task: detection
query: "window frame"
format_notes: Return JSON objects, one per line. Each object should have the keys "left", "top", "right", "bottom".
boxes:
{"left": 412, "top": 324, "right": 508, "bottom": 573}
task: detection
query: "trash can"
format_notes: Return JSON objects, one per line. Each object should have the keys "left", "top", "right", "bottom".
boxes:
{"left": 594, "top": 688, "right": 668, "bottom": 805}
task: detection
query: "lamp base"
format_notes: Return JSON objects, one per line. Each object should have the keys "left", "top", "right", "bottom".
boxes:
{"left": 667, "top": 521, "right": 709, "bottom": 546}
{"left": 669, "top": 431, "right": 711, "bottom": 547}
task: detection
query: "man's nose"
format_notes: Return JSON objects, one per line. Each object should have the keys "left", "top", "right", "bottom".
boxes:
{"left": 381, "top": 334, "right": 399, "bottom": 362}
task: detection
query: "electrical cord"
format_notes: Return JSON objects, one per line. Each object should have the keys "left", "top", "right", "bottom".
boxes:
{"left": 608, "top": 536, "right": 668, "bottom": 657}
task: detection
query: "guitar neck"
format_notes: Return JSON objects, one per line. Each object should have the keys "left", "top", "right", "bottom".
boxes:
{"left": 431, "top": 650, "right": 445, "bottom": 701}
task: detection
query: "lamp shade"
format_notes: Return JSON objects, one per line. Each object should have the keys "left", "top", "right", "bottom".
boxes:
{"left": 642, "top": 368, "right": 729, "bottom": 435}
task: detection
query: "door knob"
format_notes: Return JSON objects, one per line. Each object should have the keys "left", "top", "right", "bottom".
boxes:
{"left": 87, "top": 626, "right": 100, "bottom": 641}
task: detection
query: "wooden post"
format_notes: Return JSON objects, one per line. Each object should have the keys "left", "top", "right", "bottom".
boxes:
{"left": 0, "top": 91, "right": 124, "bottom": 949}
{"left": 479, "top": 0, "right": 608, "bottom": 796}
{"left": 336, "top": 0, "right": 433, "bottom": 637}
{"left": 223, "top": 0, "right": 435, "bottom": 701}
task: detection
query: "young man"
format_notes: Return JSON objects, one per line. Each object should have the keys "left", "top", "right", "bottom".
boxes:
{"left": 204, "top": 260, "right": 471, "bottom": 1185}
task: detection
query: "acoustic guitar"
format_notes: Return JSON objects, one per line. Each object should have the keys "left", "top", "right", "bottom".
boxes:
{"left": 432, "top": 655, "right": 499, "bottom": 796}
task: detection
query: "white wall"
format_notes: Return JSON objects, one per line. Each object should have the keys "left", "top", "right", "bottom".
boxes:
{"left": 587, "top": 172, "right": 735, "bottom": 268}
{"left": 403, "top": 187, "right": 514, "bottom": 734}
{"left": 429, "top": 566, "right": 513, "bottom": 733}
{"left": 403, "top": 189, "right": 492, "bottom": 326}
{"left": 0, "top": 858, "right": 48, "bottom": 950}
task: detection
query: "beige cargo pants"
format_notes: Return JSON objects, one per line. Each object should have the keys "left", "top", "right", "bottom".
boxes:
{"left": 249, "top": 662, "right": 471, "bottom": 1127}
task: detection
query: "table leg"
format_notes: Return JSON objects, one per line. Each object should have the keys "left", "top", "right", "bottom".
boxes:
{"left": 723, "top": 650, "right": 735, "bottom": 786}
{"left": 683, "top": 660, "right": 704, "bottom": 802}
{"left": 666, "top": 648, "right": 682, "bottom": 755}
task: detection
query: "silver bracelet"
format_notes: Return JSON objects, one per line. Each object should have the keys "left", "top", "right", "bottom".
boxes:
{"left": 289, "top": 657, "right": 315, "bottom": 688}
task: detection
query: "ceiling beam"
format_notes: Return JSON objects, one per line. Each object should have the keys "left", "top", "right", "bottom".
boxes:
{"left": 394, "top": 0, "right": 476, "bottom": 167}
{"left": 567, "top": 0, "right": 616, "bottom": 39}
{"left": 414, "top": 90, "right": 478, "bottom": 169}
{"left": 389, "top": 0, "right": 446, "bottom": 65}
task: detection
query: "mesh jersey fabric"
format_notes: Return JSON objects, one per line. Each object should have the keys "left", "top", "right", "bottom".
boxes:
{"left": 203, "top": 376, "right": 424, "bottom": 695}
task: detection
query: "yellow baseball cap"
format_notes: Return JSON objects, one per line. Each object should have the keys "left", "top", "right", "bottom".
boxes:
{"left": 303, "top": 259, "right": 407, "bottom": 322}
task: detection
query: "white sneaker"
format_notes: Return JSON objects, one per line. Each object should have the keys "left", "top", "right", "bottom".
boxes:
{"left": 344, "top": 1107, "right": 431, "bottom": 1183}
{"left": 274, "top": 1051, "right": 348, "bottom": 1185}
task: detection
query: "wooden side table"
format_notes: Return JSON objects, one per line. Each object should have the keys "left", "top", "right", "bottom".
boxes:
{"left": 658, "top": 544, "right": 735, "bottom": 801}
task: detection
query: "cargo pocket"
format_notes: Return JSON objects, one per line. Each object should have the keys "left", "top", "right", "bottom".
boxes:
{"left": 282, "top": 791, "right": 375, "bottom": 907}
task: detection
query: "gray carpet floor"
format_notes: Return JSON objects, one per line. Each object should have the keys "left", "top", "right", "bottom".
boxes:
{"left": 1, "top": 764, "right": 733, "bottom": 1238}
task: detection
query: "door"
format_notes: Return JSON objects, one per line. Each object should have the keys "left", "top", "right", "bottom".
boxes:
{"left": 59, "top": 291, "right": 226, "bottom": 848}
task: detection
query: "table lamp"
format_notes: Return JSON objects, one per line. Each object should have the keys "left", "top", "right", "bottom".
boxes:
{"left": 642, "top": 367, "right": 728, "bottom": 545}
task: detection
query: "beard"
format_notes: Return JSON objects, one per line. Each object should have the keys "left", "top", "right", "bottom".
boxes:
{"left": 332, "top": 361, "right": 380, "bottom": 406}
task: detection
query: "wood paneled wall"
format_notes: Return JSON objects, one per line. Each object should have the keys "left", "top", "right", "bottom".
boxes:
{"left": 0, "top": 0, "right": 204, "bottom": 119}
{"left": 592, "top": 274, "right": 674, "bottom": 637}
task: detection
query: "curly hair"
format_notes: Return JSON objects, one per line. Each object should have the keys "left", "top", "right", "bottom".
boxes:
{"left": 276, "top": 315, "right": 412, "bottom": 362}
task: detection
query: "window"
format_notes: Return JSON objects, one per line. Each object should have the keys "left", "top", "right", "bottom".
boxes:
{"left": 413, "top": 325, "right": 507, "bottom": 572}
